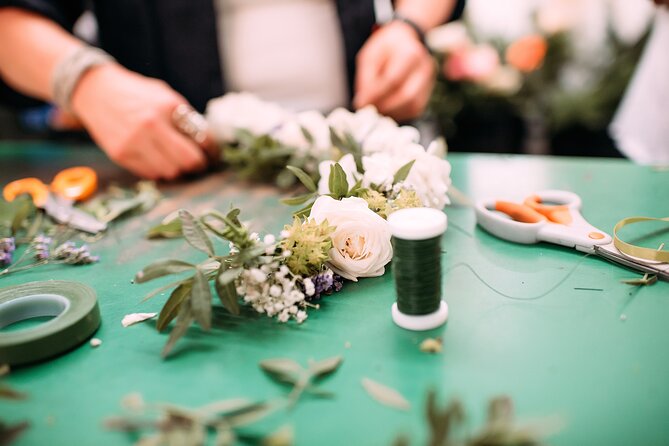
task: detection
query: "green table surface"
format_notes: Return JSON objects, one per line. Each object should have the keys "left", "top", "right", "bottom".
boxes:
{"left": 1, "top": 142, "right": 668, "bottom": 445}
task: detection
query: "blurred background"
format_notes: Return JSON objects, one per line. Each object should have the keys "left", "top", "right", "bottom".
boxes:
{"left": 0, "top": 0, "right": 657, "bottom": 158}
{"left": 428, "top": 0, "right": 656, "bottom": 157}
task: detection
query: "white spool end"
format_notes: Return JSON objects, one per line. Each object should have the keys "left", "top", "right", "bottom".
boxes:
{"left": 387, "top": 207, "right": 447, "bottom": 240}
{"left": 391, "top": 301, "right": 448, "bottom": 331}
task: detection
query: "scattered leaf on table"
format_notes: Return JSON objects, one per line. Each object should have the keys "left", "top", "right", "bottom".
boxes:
{"left": 147, "top": 219, "right": 183, "bottom": 239}
{"left": 308, "top": 356, "right": 343, "bottom": 378}
{"left": 259, "top": 358, "right": 304, "bottom": 385}
{"left": 420, "top": 338, "right": 443, "bottom": 354}
{"left": 0, "top": 421, "right": 30, "bottom": 445}
{"left": 263, "top": 424, "right": 294, "bottom": 446}
{"left": 361, "top": 378, "right": 411, "bottom": 411}
{"left": 121, "top": 312, "right": 157, "bottom": 327}
{"left": 134, "top": 259, "right": 195, "bottom": 283}
{"left": 621, "top": 273, "right": 658, "bottom": 286}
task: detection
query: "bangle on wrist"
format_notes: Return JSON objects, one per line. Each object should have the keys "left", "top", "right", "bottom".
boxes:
{"left": 389, "top": 11, "right": 427, "bottom": 48}
{"left": 51, "top": 46, "right": 116, "bottom": 113}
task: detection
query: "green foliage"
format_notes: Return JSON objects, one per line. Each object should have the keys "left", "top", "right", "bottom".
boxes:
{"left": 84, "top": 181, "right": 161, "bottom": 223}
{"left": 280, "top": 217, "right": 334, "bottom": 276}
{"left": 136, "top": 207, "right": 270, "bottom": 358}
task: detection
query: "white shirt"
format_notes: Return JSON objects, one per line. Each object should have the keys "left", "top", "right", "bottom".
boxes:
{"left": 611, "top": 9, "right": 669, "bottom": 165}
{"left": 215, "top": 0, "right": 349, "bottom": 113}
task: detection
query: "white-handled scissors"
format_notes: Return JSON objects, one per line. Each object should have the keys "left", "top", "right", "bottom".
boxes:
{"left": 475, "top": 190, "right": 669, "bottom": 281}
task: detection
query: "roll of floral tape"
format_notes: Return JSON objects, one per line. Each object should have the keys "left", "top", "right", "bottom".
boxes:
{"left": 613, "top": 216, "right": 669, "bottom": 263}
{"left": 0, "top": 281, "right": 100, "bottom": 366}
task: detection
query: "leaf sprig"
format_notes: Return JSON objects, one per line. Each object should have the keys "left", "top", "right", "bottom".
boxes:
{"left": 136, "top": 208, "right": 264, "bottom": 358}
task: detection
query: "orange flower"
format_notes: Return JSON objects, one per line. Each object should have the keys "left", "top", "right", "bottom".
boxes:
{"left": 505, "top": 34, "right": 548, "bottom": 72}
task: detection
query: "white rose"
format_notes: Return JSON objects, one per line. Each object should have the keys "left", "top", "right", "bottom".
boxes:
{"left": 327, "top": 105, "right": 383, "bottom": 143}
{"left": 273, "top": 110, "right": 332, "bottom": 158}
{"left": 317, "top": 153, "right": 360, "bottom": 195}
{"left": 309, "top": 196, "right": 393, "bottom": 282}
{"left": 405, "top": 148, "right": 452, "bottom": 209}
{"left": 361, "top": 122, "right": 420, "bottom": 155}
{"left": 361, "top": 152, "right": 405, "bottom": 191}
{"left": 206, "top": 92, "right": 291, "bottom": 143}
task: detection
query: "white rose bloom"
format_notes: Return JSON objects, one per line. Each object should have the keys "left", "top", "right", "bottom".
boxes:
{"left": 317, "top": 153, "right": 359, "bottom": 195}
{"left": 206, "top": 92, "right": 291, "bottom": 143}
{"left": 405, "top": 148, "right": 452, "bottom": 209}
{"left": 362, "top": 122, "right": 420, "bottom": 155}
{"left": 327, "top": 105, "right": 383, "bottom": 143}
{"left": 309, "top": 196, "right": 393, "bottom": 282}
{"left": 273, "top": 110, "right": 332, "bottom": 158}
{"left": 361, "top": 152, "right": 405, "bottom": 191}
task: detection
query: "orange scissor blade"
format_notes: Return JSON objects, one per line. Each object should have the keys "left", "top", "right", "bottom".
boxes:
{"left": 523, "top": 195, "right": 572, "bottom": 225}
{"left": 3, "top": 178, "right": 49, "bottom": 207}
{"left": 51, "top": 166, "right": 97, "bottom": 201}
{"left": 495, "top": 201, "right": 546, "bottom": 223}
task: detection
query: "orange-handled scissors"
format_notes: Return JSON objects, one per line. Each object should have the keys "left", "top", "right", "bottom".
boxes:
{"left": 475, "top": 190, "right": 669, "bottom": 281}
{"left": 3, "top": 166, "right": 106, "bottom": 234}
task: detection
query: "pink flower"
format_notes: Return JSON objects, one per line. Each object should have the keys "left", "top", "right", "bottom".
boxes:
{"left": 444, "top": 44, "right": 500, "bottom": 83}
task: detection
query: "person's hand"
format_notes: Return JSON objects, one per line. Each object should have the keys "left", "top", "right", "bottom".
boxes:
{"left": 71, "top": 64, "right": 208, "bottom": 180}
{"left": 353, "top": 21, "right": 436, "bottom": 122}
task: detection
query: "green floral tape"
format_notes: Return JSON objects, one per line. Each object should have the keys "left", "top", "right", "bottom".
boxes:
{"left": 613, "top": 216, "right": 669, "bottom": 263}
{"left": 0, "top": 281, "right": 100, "bottom": 366}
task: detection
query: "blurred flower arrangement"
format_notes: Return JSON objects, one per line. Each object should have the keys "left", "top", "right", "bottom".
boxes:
{"left": 427, "top": 0, "right": 655, "bottom": 154}
{"left": 137, "top": 92, "right": 452, "bottom": 357}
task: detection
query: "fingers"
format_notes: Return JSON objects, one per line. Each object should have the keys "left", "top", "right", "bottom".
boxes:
{"left": 353, "top": 22, "right": 436, "bottom": 121}
{"left": 152, "top": 118, "right": 208, "bottom": 174}
{"left": 354, "top": 39, "right": 423, "bottom": 109}
{"left": 375, "top": 56, "right": 435, "bottom": 121}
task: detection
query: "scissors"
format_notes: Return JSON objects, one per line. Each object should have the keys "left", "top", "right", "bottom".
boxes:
{"left": 475, "top": 190, "right": 669, "bottom": 281}
{"left": 3, "top": 166, "right": 107, "bottom": 234}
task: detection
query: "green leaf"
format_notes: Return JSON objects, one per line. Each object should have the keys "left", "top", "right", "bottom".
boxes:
{"left": 10, "top": 196, "right": 34, "bottom": 235}
{"left": 225, "top": 208, "right": 242, "bottom": 227}
{"left": 0, "top": 385, "right": 27, "bottom": 400}
{"left": 293, "top": 202, "right": 314, "bottom": 219}
{"left": 191, "top": 269, "right": 212, "bottom": 331}
{"left": 300, "top": 126, "right": 315, "bottom": 145}
{"left": 361, "top": 377, "right": 411, "bottom": 411}
{"left": 393, "top": 160, "right": 416, "bottom": 184}
{"left": 179, "top": 209, "right": 215, "bottom": 257}
{"left": 308, "top": 356, "right": 343, "bottom": 379}
{"left": 328, "top": 163, "right": 349, "bottom": 198}
{"left": 157, "top": 280, "right": 193, "bottom": 332}
{"left": 223, "top": 402, "right": 277, "bottom": 428}
{"left": 286, "top": 166, "right": 317, "bottom": 193}
{"left": 197, "top": 398, "right": 255, "bottom": 417}
{"left": 236, "top": 245, "right": 267, "bottom": 265}
{"left": 215, "top": 265, "right": 240, "bottom": 315}
{"left": 280, "top": 193, "right": 315, "bottom": 206}
{"left": 147, "top": 219, "right": 183, "bottom": 239}
{"left": 259, "top": 358, "right": 304, "bottom": 385}
{"left": 135, "top": 259, "right": 195, "bottom": 283}
{"left": 161, "top": 300, "right": 194, "bottom": 358}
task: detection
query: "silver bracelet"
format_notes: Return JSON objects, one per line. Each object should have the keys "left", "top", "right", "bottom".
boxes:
{"left": 51, "top": 46, "right": 116, "bottom": 113}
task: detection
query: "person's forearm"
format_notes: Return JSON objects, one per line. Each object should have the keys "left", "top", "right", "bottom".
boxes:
{"left": 0, "top": 7, "right": 85, "bottom": 101}
{"left": 394, "top": 0, "right": 457, "bottom": 31}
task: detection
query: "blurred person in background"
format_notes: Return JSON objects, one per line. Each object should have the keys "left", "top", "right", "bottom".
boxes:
{"left": 610, "top": 0, "right": 669, "bottom": 165}
{"left": 0, "top": 0, "right": 464, "bottom": 180}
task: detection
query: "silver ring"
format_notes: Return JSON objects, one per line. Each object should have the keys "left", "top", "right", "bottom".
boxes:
{"left": 172, "top": 104, "right": 210, "bottom": 145}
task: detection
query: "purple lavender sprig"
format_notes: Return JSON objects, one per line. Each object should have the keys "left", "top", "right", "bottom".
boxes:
{"left": 0, "top": 237, "right": 16, "bottom": 267}
{"left": 302, "top": 269, "right": 344, "bottom": 302}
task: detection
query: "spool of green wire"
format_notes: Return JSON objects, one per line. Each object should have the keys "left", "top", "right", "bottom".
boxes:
{"left": 388, "top": 208, "right": 448, "bottom": 330}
